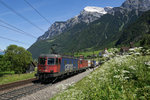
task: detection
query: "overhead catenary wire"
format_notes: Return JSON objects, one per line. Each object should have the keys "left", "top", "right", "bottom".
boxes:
{"left": 0, "top": 36, "right": 30, "bottom": 45}
{"left": 0, "top": 20, "right": 41, "bottom": 49}
{"left": 0, "top": 0, "right": 45, "bottom": 32}
{"left": 24, "top": 0, "right": 51, "bottom": 25}
{"left": 0, "top": 19, "right": 37, "bottom": 39}
{"left": 0, "top": 24, "right": 37, "bottom": 39}
{"left": 0, "top": 19, "right": 38, "bottom": 39}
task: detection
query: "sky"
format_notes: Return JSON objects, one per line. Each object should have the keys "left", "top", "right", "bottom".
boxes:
{"left": 0, "top": 0, "right": 125, "bottom": 51}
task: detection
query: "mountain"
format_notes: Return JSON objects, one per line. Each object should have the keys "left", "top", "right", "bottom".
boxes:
{"left": 121, "top": 0, "right": 150, "bottom": 11}
{"left": 116, "top": 10, "right": 150, "bottom": 47}
{"left": 28, "top": 0, "right": 150, "bottom": 59}
{"left": 37, "top": 6, "right": 113, "bottom": 41}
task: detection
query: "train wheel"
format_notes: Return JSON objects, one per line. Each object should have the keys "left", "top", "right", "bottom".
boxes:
{"left": 39, "top": 75, "right": 42, "bottom": 81}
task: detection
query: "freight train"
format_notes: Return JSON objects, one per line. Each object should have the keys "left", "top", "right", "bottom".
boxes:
{"left": 36, "top": 54, "right": 97, "bottom": 81}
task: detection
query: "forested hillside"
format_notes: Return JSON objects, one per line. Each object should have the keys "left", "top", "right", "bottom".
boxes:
{"left": 116, "top": 10, "right": 150, "bottom": 47}
{"left": 28, "top": 9, "right": 140, "bottom": 58}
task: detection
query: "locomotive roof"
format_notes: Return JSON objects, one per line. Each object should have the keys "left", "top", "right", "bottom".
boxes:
{"left": 40, "top": 54, "right": 61, "bottom": 58}
{"left": 39, "top": 54, "right": 78, "bottom": 59}
{"left": 39, "top": 54, "right": 88, "bottom": 60}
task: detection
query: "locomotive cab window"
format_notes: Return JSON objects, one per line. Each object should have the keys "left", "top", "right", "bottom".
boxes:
{"left": 56, "top": 58, "right": 58, "bottom": 64}
{"left": 48, "top": 58, "right": 55, "bottom": 65}
{"left": 39, "top": 58, "right": 46, "bottom": 65}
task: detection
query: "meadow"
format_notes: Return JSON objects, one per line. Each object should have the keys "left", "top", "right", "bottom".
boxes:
{"left": 0, "top": 71, "right": 36, "bottom": 85}
{"left": 51, "top": 54, "right": 150, "bottom": 100}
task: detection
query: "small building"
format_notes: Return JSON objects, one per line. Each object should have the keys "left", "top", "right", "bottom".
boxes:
{"left": 120, "top": 47, "right": 130, "bottom": 53}
{"left": 26, "top": 62, "right": 37, "bottom": 73}
{"left": 79, "top": 55, "right": 84, "bottom": 59}
{"left": 102, "top": 48, "right": 109, "bottom": 57}
{"left": 87, "top": 55, "right": 92, "bottom": 59}
{"left": 130, "top": 42, "right": 134, "bottom": 48}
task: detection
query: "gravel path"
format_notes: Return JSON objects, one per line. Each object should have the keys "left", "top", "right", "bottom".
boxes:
{"left": 19, "top": 69, "right": 94, "bottom": 100}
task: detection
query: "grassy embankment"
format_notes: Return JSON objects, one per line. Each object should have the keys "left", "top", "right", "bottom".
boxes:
{"left": 74, "top": 50, "right": 102, "bottom": 57}
{"left": 0, "top": 69, "right": 36, "bottom": 85}
{"left": 51, "top": 55, "right": 150, "bottom": 100}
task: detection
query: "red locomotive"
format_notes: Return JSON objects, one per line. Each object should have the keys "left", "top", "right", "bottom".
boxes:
{"left": 36, "top": 54, "right": 90, "bottom": 81}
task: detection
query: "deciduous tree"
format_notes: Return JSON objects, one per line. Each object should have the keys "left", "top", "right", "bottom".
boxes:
{"left": 5, "top": 45, "right": 33, "bottom": 74}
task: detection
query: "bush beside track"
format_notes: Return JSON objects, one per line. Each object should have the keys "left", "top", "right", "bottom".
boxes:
{"left": 51, "top": 55, "right": 150, "bottom": 100}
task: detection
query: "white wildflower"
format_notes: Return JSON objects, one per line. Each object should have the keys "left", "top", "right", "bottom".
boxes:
{"left": 124, "top": 77, "right": 129, "bottom": 79}
{"left": 134, "top": 52, "right": 140, "bottom": 55}
{"left": 129, "top": 48, "right": 136, "bottom": 51}
{"left": 88, "top": 75, "right": 93, "bottom": 79}
{"left": 122, "top": 70, "right": 130, "bottom": 74}
{"left": 145, "top": 61, "right": 150, "bottom": 66}
{"left": 98, "top": 77, "right": 104, "bottom": 80}
{"left": 139, "top": 47, "right": 143, "bottom": 49}
{"left": 113, "top": 75, "right": 120, "bottom": 78}
{"left": 129, "top": 52, "right": 134, "bottom": 55}
{"left": 129, "top": 66, "right": 136, "bottom": 70}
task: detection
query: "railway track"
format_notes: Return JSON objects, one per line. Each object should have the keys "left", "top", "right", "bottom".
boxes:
{"left": 0, "top": 78, "right": 58, "bottom": 100}
{"left": 0, "top": 69, "right": 91, "bottom": 100}
{"left": 0, "top": 78, "right": 36, "bottom": 91}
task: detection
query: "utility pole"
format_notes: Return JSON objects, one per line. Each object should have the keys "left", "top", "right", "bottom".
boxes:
{"left": 50, "top": 44, "right": 57, "bottom": 54}
{"left": 92, "top": 51, "right": 94, "bottom": 70}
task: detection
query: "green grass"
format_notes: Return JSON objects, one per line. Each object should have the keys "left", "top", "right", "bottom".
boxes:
{"left": 51, "top": 55, "right": 150, "bottom": 100}
{"left": 0, "top": 71, "right": 15, "bottom": 76}
{"left": 0, "top": 71, "right": 36, "bottom": 85}
{"left": 74, "top": 50, "right": 102, "bottom": 58}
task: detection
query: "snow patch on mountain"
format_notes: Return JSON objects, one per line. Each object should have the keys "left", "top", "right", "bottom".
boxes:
{"left": 84, "top": 6, "right": 107, "bottom": 14}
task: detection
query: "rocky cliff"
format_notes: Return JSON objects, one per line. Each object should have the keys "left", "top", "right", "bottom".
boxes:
{"left": 37, "top": 6, "right": 112, "bottom": 41}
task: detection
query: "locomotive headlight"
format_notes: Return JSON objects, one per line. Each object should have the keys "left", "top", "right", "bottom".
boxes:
{"left": 44, "top": 67, "right": 48, "bottom": 71}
